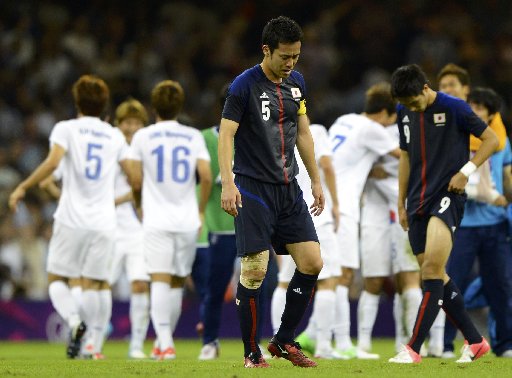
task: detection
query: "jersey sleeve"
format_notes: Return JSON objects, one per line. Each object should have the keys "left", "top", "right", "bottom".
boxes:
{"left": 456, "top": 101, "right": 487, "bottom": 137}
{"left": 361, "top": 121, "right": 398, "bottom": 156}
{"left": 196, "top": 132, "right": 211, "bottom": 162}
{"left": 293, "top": 71, "right": 307, "bottom": 116}
{"left": 49, "top": 122, "right": 69, "bottom": 151}
{"left": 129, "top": 130, "right": 143, "bottom": 161}
{"left": 311, "top": 125, "right": 331, "bottom": 161}
{"left": 221, "top": 75, "right": 249, "bottom": 123}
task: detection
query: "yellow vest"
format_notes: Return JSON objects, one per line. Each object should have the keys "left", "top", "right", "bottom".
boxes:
{"left": 469, "top": 112, "right": 507, "bottom": 152}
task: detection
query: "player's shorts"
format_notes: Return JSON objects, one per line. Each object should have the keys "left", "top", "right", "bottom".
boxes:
{"left": 408, "top": 190, "right": 466, "bottom": 255}
{"left": 144, "top": 227, "right": 197, "bottom": 277}
{"left": 234, "top": 175, "right": 318, "bottom": 257}
{"left": 278, "top": 223, "right": 341, "bottom": 282}
{"left": 47, "top": 221, "right": 115, "bottom": 280}
{"left": 336, "top": 214, "right": 360, "bottom": 269}
{"left": 109, "top": 231, "right": 149, "bottom": 284}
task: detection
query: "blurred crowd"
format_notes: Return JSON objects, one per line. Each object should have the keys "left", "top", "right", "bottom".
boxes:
{"left": 2, "top": 0, "right": 512, "bottom": 299}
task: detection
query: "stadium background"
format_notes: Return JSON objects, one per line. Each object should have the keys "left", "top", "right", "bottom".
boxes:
{"left": 0, "top": 0, "right": 508, "bottom": 340}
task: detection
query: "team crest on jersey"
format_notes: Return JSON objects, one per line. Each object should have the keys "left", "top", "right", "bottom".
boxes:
{"left": 434, "top": 113, "right": 446, "bottom": 126}
{"left": 291, "top": 87, "right": 301, "bottom": 99}
{"left": 402, "top": 115, "right": 410, "bottom": 123}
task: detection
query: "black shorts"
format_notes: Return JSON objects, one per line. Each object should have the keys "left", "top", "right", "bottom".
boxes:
{"left": 234, "top": 175, "right": 319, "bottom": 257}
{"left": 408, "top": 190, "right": 466, "bottom": 255}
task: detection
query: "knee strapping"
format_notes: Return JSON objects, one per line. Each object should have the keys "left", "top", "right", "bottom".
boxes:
{"left": 240, "top": 251, "right": 269, "bottom": 289}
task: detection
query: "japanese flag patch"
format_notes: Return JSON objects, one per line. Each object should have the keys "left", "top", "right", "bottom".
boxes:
{"left": 434, "top": 113, "right": 446, "bottom": 126}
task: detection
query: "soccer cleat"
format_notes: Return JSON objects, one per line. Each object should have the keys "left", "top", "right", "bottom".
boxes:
{"left": 150, "top": 347, "right": 161, "bottom": 359}
{"left": 128, "top": 350, "right": 147, "bottom": 359}
{"left": 389, "top": 344, "right": 422, "bottom": 364}
{"left": 441, "top": 350, "right": 456, "bottom": 359}
{"left": 198, "top": 341, "right": 219, "bottom": 360}
{"left": 428, "top": 344, "right": 443, "bottom": 357}
{"left": 335, "top": 346, "right": 357, "bottom": 360}
{"left": 66, "top": 321, "right": 87, "bottom": 359}
{"left": 295, "top": 332, "right": 316, "bottom": 355}
{"left": 159, "top": 347, "right": 177, "bottom": 360}
{"left": 456, "top": 338, "right": 490, "bottom": 363}
{"left": 356, "top": 348, "right": 380, "bottom": 359}
{"left": 92, "top": 352, "right": 105, "bottom": 360}
{"left": 244, "top": 352, "right": 270, "bottom": 368}
{"left": 500, "top": 350, "right": 512, "bottom": 358}
{"left": 267, "top": 336, "right": 317, "bottom": 368}
{"left": 314, "top": 349, "right": 344, "bottom": 359}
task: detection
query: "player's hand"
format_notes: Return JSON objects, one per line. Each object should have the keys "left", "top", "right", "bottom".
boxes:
{"left": 221, "top": 181, "right": 242, "bottom": 217}
{"left": 310, "top": 181, "right": 325, "bottom": 216}
{"left": 9, "top": 186, "right": 26, "bottom": 212}
{"left": 493, "top": 195, "right": 508, "bottom": 207}
{"left": 331, "top": 203, "right": 340, "bottom": 232}
{"left": 448, "top": 172, "right": 468, "bottom": 195}
{"left": 398, "top": 204, "right": 409, "bottom": 231}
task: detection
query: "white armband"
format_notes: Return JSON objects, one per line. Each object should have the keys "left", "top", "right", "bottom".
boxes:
{"left": 460, "top": 161, "right": 477, "bottom": 177}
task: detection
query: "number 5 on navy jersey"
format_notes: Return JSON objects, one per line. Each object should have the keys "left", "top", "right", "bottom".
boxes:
{"left": 152, "top": 145, "right": 191, "bottom": 183}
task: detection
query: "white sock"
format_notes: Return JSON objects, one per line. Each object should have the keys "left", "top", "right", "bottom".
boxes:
{"left": 81, "top": 289, "right": 100, "bottom": 351}
{"left": 92, "top": 289, "right": 112, "bottom": 353}
{"left": 270, "top": 286, "right": 287, "bottom": 335}
{"left": 169, "top": 288, "right": 183, "bottom": 347}
{"left": 313, "top": 289, "right": 335, "bottom": 353}
{"left": 150, "top": 282, "right": 172, "bottom": 350}
{"left": 357, "top": 290, "right": 380, "bottom": 352}
{"left": 429, "top": 311, "right": 445, "bottom": 350}
{"left": 333, "top": 285, "right": 353, "bottom": 351}
{"left": 393, "top": 293, "right": 405, "bottom": 351}
{"left": 402, "top": 288, "right": 422, "bottom": 338}
{"left": 48, "top": 281, "right": 81, "bottom": 329}
{"left": 130, "top": 292, "right": 150, "bottom": 352}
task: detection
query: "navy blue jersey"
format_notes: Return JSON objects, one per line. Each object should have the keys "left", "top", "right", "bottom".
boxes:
{"left": 222, "top": 64, "right": 307, "bottom": 184}
{"left": 397, "top": 92, "right": 487, "bottom": 215}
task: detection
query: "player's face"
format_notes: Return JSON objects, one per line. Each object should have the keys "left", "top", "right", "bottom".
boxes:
{"left": 382, "top": 111, "right": 397, "bottom": 126}
{"left": 438, "top": 74, "right": 469, "bottom": 100}
{"left": 397, "top": 89, "right": 429, "bottom": 112}
{"left": 118, "top": 117, "right": 144, "bottom": 144}
{"left": 265, "top": 42, "right": 301, "bottom": 80}
{"left": 469, "top": 102, "right": 491, "bottom": 124}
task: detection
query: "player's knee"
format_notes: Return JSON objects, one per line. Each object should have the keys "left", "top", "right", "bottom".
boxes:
{"left": 240, "top": 252, "right": 269, "bottom": 289}
{"left": 421, "top": 259, "right": 444, "bottom": 279}
{"left": 308, "top": 257, "right": 323, "bottom": 275}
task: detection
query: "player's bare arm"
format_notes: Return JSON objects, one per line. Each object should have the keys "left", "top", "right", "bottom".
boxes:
{"left": 296, "top": 114, "right": 324, "bottom": 216}
{"left": 398, "top": 150, "right": 410, "bottom": 231}
{"left": 39, "top": 174, "right": 62, "bottom": 199}
{"left": 128, "top": 159, "right": 143, "bottom": 209}
{"left": 197, "top": 158, "right": 213, "bottom": 234}
{"left": 319, "top": 155, "right": 339, "bottom": 231}
{"left": 9, "top": 144, "right": 66, "bottom": 211}
{"left": 448, "top": 126, "right": 498, "bottom": 194}
{"left": 218, "top": 118, "right": 241, "bottom": 217}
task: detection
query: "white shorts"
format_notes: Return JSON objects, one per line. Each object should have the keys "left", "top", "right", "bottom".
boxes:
{"left": 47, "top": 221, "right": 115, "bottom": 280}
{"left": 109, "top": 231, "right": 150, "bottom": 284}
{"left": 278, "top": 223, "right": 341, "bottom": 283}
{"left": 360, "top": 183, "right": 418, "bottom": 277}
{"left": 336, "top": 215, "right": 360, "bottom": 269}
{"left": 144, "top": 227, "right": 197, "bottom": 277}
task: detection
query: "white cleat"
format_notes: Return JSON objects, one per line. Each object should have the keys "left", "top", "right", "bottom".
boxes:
{"left": 198, "top": 341, "right": 219, "bottom": 360}
{"left": 128, "top": 350, "right": 147, "bottom": 359}
{"left": 441, "top": 350, "right": 456, "bottom": 359}
{"left": 356, "top": 348, "right": 380, "bottom": 359}
{"left": 456, "top": 338, "right": 490, "bottom": 363}
{"left": 389, "top": 344, "right": 422, "bottom": 364}
{"left": 428, "top": 344, "right": 443, "bottom": 357}
{"left": 314, "top": 349, "right": 344, "bottom": 360}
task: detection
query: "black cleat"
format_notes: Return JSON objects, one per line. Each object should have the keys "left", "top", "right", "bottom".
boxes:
{"left": 66, "top": 321, "right": 87, "bottom": 359}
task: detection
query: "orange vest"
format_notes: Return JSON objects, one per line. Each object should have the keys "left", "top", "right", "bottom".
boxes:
{"left": 469, "top": 112, "right": 507, "bottom": 152}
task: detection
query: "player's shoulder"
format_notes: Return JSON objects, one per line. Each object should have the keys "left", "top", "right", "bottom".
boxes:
{"left": 288, "top": 70, "right": 306, "bottom": 87}
{"left": 230, "top": 65, "right": 264, "bottom": 94}
{"left": 435, "top": 92, "right": 470, "bottom": 111}
{"left": 310, "top": 123, "right": 327, "bottom": 137}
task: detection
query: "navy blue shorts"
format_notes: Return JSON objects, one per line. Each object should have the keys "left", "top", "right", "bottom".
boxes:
{"left": 234, "top": 175, "right": 319, "bottom": 257}
{"left": 408, "top": 190, "right": 466, "bottom": 255}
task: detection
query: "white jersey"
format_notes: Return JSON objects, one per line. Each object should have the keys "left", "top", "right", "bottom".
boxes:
{"left": 130, "top": 120, "right": 210, "bottom": 232}
{"left": 295, "top": 124, "right": 333, "bottom": 227}
{"left": 114, "top": 166, "right": 142, "bottom": 235}
{"left": 329, "top": 113, "right": 398, "bottom": 221}
{"left": 50, "top": 116, "right": 129, "bottom": 230}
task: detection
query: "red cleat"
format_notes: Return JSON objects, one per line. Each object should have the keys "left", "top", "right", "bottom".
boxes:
{"left": 244, "top": 352, "right": 270, "bottom": 368}
{"left": 267, "top": 336, "right": 317, "bottom": 367}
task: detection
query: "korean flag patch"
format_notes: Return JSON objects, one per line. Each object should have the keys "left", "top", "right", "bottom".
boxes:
{"left": 434, "top": 113, "right": 446, "bottom": 126}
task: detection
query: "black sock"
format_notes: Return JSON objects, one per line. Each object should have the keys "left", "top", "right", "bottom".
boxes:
{"left": 442, "top": 279, "right": 481, "bottom": 345}
{"left": 276, "top": 269, "right": 318, "bottom": 343}
{"left": 408, "top": 279, "right": 444, "bottom": 353}
{"left": 236, "top": 282, "right": 261, "bottom": 357}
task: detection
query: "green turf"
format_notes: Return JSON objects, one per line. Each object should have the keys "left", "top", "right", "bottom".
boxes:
{"left": 0, "top": 338, "right": 510, "bottom": 377}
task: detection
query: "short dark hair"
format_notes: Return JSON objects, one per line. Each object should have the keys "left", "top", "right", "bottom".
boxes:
{"left": 151, "top": 80, "right": 184, "bottom": 120}
{"left": 261, "top": 16, "right": 303, "bottom": 53}
{"left": 364, "top": 82, "right": 396, "bottom": 115}
{"left": 390, "top": 64, "right": 429, "bottom": 98}
{"left": 467, "top": 87, "right": 501, "bottom": 116}
{"left": 72, "top": 75, "right": 110, "bottom": 117}
{"left": 437, "top": 63, "right": 470, "bottom": 86}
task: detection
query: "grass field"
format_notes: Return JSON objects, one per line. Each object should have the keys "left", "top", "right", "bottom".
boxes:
{"left": 1, "top": 338, "right": 510, "bottom": 377}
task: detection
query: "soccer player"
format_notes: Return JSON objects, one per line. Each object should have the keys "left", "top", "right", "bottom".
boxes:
{"left": 108, "top": 99, "right": 151, "bottom": 359}
{"left": 328, "top": 82, "right": 400, "bottom": 359}
{"left": 219, "top": 16, "right": 323, "bottom": 368}
{"left": 129, "top": 80, "right": 212, "bottom": 360}
{"left": 388, "top": 64, "right": 497, "bottom": 364}
{"left": 272, "top": 123, "right": 341, "bottom": 359}
{"left": 9, "top": 75, "right": 131, "bottom": 359}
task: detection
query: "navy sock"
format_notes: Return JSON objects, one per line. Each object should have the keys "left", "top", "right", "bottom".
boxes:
{"left": 236, "top": 282, "right": 261, "bottom": 357}
{"left": 276, "top": 269, "right": 318, "bottom": 343}
{"left": 408, "top": 279, "right": 444, "bottom": 353}
{"left": 442, "top": 279, "right": 481, "bottom": 345}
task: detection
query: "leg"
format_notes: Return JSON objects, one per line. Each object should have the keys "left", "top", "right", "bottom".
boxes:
{"left": 129, "top": 280, "right": 150, "bottom": 357}
{"left": 334, "top": 267, "right": 354, "bottom": 353}
{"left": 396, "top": 271, "right": 422, "bottom": 347}
{"left": 312, "top": 277, "right": 337, "bottom": 357}
{"left": 270, "top": 255, "right": 295, "bottom": 334}
{"left": 357, "top": 277, "right": 384, "bottom": 354}
{"left": 80, "top": 277, "right": 103, "bottom": 356}
{"left": 150, "top": 273, "right": 173, "bottom": 355}
{"left": 190, "top": 245, "right": 211, "bottom": 325}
